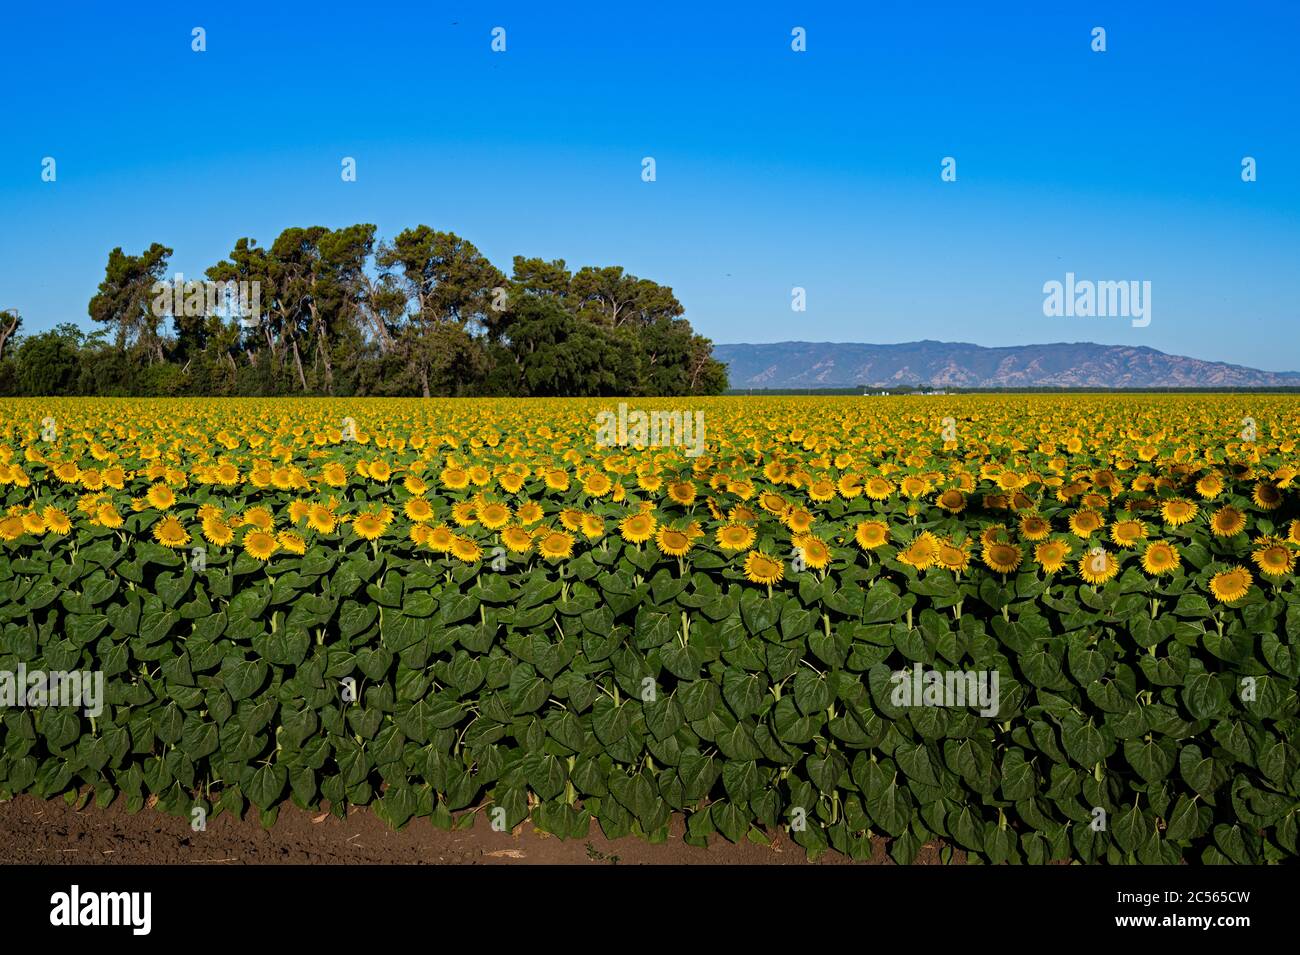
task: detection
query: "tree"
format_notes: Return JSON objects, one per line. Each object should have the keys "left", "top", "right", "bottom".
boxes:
{"left": 88, "top": 243, "right": 173, "bottom": 362}
{"left": 510, "top": 256, "right": 572, "bottom": 301}
{"left": 569, "top": 266, "right": 684, "bottom": 327}
{"left": 16, "top": 324, "right": 83, "bottom": 395}
{"left": 501, "top": 295, "right": 628, "bottom": 396}
{"left": 378, "top": 227, "right": 506, "bottom": 397}
{"left": 0, "top": 309, "right": 20, "bottom": 361}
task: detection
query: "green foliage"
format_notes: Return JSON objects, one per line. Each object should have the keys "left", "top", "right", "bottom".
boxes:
{"left": 1, "top": 527, "right": 1294, "bottom": 863}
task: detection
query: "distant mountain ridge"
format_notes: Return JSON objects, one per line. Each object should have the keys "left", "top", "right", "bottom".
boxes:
{"left": 713, "top": 341, "right": 1300, "bottom": 390}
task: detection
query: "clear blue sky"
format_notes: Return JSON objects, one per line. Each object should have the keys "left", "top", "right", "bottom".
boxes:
{"left": 2, "top": 1, "right": 1297, "bottom": 370}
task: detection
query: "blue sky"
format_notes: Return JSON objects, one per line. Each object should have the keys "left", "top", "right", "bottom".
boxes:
{"left": 2, "top": 1, "right": 1297, "bottom": 370}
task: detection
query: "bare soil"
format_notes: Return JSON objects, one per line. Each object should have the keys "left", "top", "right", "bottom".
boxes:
{"left": 0, "top": 794, "right": 948, "bottom": 865}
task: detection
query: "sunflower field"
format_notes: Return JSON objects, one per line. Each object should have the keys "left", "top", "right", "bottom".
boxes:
{"left": 1, "top": 395, "right": 1298, "bottom": 863}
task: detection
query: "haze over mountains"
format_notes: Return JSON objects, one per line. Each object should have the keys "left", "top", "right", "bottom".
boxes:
{"left": 714, "top": 341, "right": 1300, "bottom": 390}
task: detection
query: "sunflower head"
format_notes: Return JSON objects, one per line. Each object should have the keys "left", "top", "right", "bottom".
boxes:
{"left": 656, "top": 526, "right": 694, "bottom": 557}
{"left": 1210, "top": 506, "right": 1246, "bottom": 538}
{"left": 854, "top": 520, "right": 890, "bottom": 551}
{"left": 982, "top": 541, "right": 1023, "bottom": 574}
{"left": 793, "top": 534, "right": 831, "bottom": 570}
{"left": 1209, "top": 566, "right": 1252, "bottom": 603}
{"left": 717, "top": 523, "right": 756, "bottom": 552}
{"left": 539, "top": 530, "right": 575, "bottom": 560}
{"left": 1079, "top": 548, "right": 1119, "bottom": 586}
{"left": 1034, "top": 539, "right": 1070, "bottom": 573}
{"left": 352, "top": 513, "right": 387, "bottom": 541}
{"left": 244, "top": 529, "right": 278, "bottom": 561}
{"left": 743, "top": 551, "right": 784, "bottom": 586}
{"left": 1141, "top": 541, "right": 1180, "bottom": 575}
{"left": 619, "top": 512, "right": 656, "bottom": 544}
{"left": 1160, "top": 498, "right": 1198, "bottom": 526}
{"left": 153, "top": 516, "right": 190, "bottom": 548}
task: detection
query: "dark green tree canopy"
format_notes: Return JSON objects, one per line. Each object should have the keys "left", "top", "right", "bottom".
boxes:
{"left": 2, "top": 225, "right": 727, "bottom": 398}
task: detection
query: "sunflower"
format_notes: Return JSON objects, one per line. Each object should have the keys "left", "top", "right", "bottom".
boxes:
{"left": 243, "top": 506, "right": 275, "bottom": 531}
{"left": 836, "top": 473, "right": 864, "bottom": 499}
{"left": 1160, "top": 498, "right": 1198, "bottom": 526}
{"left": 1034, "top": 539, "right": 1071, "bottom": 574}
{"left": 543, "top": 469, "right": 570, "bottom": 492}
{"left": 426, "top": 524, "right": 455, "bottom": 553}
{"left": 793, "top": 534, "right": 832, "bottom": 570}
{"left": 202, "top": 515, "right": 234, "bottom": 546}
{"left": 743, "top": 551, "right": 784, "bottom": 585}
{"left": 898, "top": 532, "right": 941, "bottom": 570}
{"left": 42, "top": 506, "right": 72, "bottom": 535}
{"left": 451, "top": 501, "right": 478, "bottom": 527}
{"left": 982, "top": 541, "right": 1023, "bottom": 574}
{"left": 477, "top": 501, "right": 511, "bottom": 530}
{"left": 516, "top": 501, "right": 544, "bottom": 526}
{"left": 146, "top": 483, "right": 176, "bottom": 510}
{"left": 244, "top": 529, "right": 278, "bottom": 561}
{"left": 322, "top": 462, "right": 349, "bottom": 487}
{"left": 936, "top": 489, "right": 967, "bottom": 513}
{"left": 451, "top": 535, "right": 483, "bottom": 563}
{"left": 854, "top": 520, "right": 890, "bottom": 550}
{"left": 900, "top": 475, "right": 929, "bottom": 498}
{"left": 1253, "top": 482, "right": 1282, "bottom": 511}
{"left": 1141, "top": 541, "right": 1180, "bottom": 575}
{"left": 808, "top": 479, "right": 836, "bottom": 502}
{"left": 96, "top": 503, "right": 124, "bottom": 529}
{"left": 1195, "top": 473, "right": 1224, "bottom": 499}
{"left": 1209, "top": 566, "right": 1252, "bottom": 603}
{"left": 1068, "top": 510, "right": 1104, "bottom": 538}
{"left": 758, "top": 491, "right": 788, "bottom": 516}
{"left": 1079, "top": 548, "right": 1120, "bottom": 586}
{"left": 404, "top": 474, "right": 428, "bottom": 495}
{"left": 307, "top": 504, "right": 337, "bottom": 534}
{"left": 580, "top": 513, "right": 605, "bottom": 540}
{"left": 501, "top": 525, "right": 534, "bottom": 554}
{"left": 619, "top": 511, "right": 657, "bottom": 544}
{"left": 1109, "top": 519, "right": 1147, "bottom": 549}
{"left": 498, "top": 471, "right": 526, "bottom": 494}
{"left": 1290, "top": 519, "right": 1300, "bottom": 546}
{"left": 656, "top": 526, "right": 694, "bottom": 557}
{"left": 152, "top": 516, "right": 190, "bottom": 548}
{"left": 584, "top": 472, "right": 613, "bottom": 497}
{"left": 979, "top": 524, "right": 1009, "bottom": 547}
{"left": 539, "top": 530, "right": 575, "bottom": 560}
{"left": 716, "top": 523, "right": 756, "bottom": 552}
{"left": 864, "top": 476, "right": 894, "bottom": 500}
{"left": 936, "top": 538, "right": 971, "bottom": 573}
{"left": 352, "top": 513, "right": 387, "bottom": 541}
{"left": 785, "top": 508, "right": 814, "bottom": 534}
{"left": 1250, "top": 537, "right": 1294, "bottom": 579}
{"left": 277, "top": 531, "right": 307, "bottom": 555}
{"left": 1209, "top": 506, "right": 1246, "bottom": 538}
{"left": 441, "top": 466, "right": 470, "bottom": 490}
{"left": 404, "top": 497, "right": 434, "bottom": 522}
{"left": 1018, "top": 514, "right": 1051, "bottom": 541}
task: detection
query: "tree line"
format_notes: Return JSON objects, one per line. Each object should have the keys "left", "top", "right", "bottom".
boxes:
{"left": 0, "top": 225, "right": 728, "bottom": 397}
